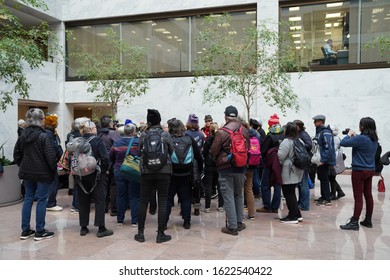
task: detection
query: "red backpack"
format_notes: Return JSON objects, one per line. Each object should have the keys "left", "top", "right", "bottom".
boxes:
{"left": 221, "top": 126, "right": 248, "bottom": 167}
{"left": 248, "top": 136, "right": 261, "bottom": 166}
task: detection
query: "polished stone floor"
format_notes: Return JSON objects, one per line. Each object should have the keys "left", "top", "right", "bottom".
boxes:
{"left": 1, "top": 174, "right": 389, "bottom": 260}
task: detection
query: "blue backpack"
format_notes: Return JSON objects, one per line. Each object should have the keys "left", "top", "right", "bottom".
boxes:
{"left": 171, "top": 135, "right": 194, "bottom": 171}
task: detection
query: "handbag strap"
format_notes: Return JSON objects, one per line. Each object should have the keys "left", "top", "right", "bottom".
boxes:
{"left": 125, "top": 137, "right": 135, "bottom": 156}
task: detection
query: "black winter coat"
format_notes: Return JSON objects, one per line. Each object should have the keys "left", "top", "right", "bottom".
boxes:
{"left": 13, "top": 125, "right": 58, "bottom": 183}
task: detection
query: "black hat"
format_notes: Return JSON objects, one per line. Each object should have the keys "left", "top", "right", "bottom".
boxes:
{"left": 224, "top": 105, "right": 238, "bottom": 117}
{"left": 312, "top": 114, "right": 326, "bottom": 122}
{"left": 147, "top": 109, "right": 161, "bottom": 125}
{"left": 204, "top": 115, "right": 213, "bottom": 121}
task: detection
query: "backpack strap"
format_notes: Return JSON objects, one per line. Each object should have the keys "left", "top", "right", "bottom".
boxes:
{"left": 125, "top": 137, "right": 135, "bottom": 157}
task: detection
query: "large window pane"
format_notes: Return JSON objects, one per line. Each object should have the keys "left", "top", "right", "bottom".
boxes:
{"left": 360, "top": 0, "right": 390, "bottom": 63}
{"left": 191, "top": 11, "right": 256, "bottom": 72}
{"left": 67, "top": 24, "right": 120, "bottom": 77}
{"left": 281, "top": 1, "right": 357, "bottom": 66}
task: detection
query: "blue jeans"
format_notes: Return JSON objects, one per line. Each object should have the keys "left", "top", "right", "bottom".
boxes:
{"left": 167, "top": 175, "right": 192, "bottom": 223}
{"left": 252, "top": 166, "right": 260, "bottom": 197}
{"left": 218, "top": 172, "right": 245, "bottom": 230}
{"left": 260, "top": 168, "right": 281, "bottom": 210}
{"left": 114, "top": 169, "right": 140, "bottom": 224}
{"left": 22, "top": 180, "right": 49, "bottom": 232}
{"left": 297, "top": 170, "right": 310, "bottom": 211}
{"left": 46, "top": 172, "right": 59, "bottom": 208}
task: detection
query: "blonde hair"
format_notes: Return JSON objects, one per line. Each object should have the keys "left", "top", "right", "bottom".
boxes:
{"left": 210, "top": 122, "right": 219, "bottom": 136}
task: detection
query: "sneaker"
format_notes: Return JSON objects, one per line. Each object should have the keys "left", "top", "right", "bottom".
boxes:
{"left": 204, "top": 208, "right": 211, "bottom": 213}
{"left": 46, "top": 205, "right": 63, "bottom": 211}
{"left": 34, "top": 229, "right": 54, "bottom": 241}
{"left": 80, "top": 227, "right": 89, "bottom": 236}
{"left": 71, "top": 207, "right": 79, "bottom": 214}
{"left": 217, "top": 207, "right": 224, "bottom": 212}
{"left": 297, "top": 215, "right": 303, "bottom": 222}
{"left": 97, "top": 229, "right": 114, "bottom": 238}
{"left": 131, "top": 223, "right": 138, "bottom": 228}
{"left": 237, "top": 222, "right": 246, "bottom": 231}
{"left": 314, "top": 197, "right": 324, "bottom": 202}
{"left": 280, "top": 216, "right": 298, "bottom": 224}
{"left": 117, "top": 222, "right": 123, "bottom": 227}
{"left": 20, "top": 229, "right": 35, "bottom": 240}
{"left": 221, "top": 227, "right": 238, "bottom": 236}
{"left": 324, "top": 200, "right": 332, "bottom": 206}
{"left": 248, "top": 216, "right": 255, "bottom": 221}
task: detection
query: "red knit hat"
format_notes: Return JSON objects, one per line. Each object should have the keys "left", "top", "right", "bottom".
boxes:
{"left": 268, "top": 113, "right": 280, "bottom": 127}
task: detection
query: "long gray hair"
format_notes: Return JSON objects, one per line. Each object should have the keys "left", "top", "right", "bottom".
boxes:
{"left": 25, "top": 108, "right": 45, "bottom": 127}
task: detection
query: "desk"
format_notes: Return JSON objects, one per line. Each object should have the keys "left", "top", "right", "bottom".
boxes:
{"left": 337, "top": 50, "right": 349, "bottom": 64}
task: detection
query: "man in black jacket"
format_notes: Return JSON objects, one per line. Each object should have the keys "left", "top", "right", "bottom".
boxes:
{"left": 14, "top": 108, "right": 58, "bottom": 241}
{"left": 98, "top": 115, "right": 121, "bottom": 216}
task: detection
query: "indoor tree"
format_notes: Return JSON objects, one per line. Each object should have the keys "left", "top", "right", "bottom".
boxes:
{"left": 0, "top": 0, "right": 61, "bottom": 111}
{"left": 71, "top": 28, "right": 150, "bottom": 119}
{"left": 190, "top": 13, "right": 303, "bottom": 120}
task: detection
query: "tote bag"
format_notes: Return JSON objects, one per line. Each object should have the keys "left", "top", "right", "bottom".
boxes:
{"left": 120, "top": 138, "right": 141, "bottom": 182}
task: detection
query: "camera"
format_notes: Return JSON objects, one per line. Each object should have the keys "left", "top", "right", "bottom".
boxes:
{"left": 342, "top": 128, "right": 350, "bottom": 135}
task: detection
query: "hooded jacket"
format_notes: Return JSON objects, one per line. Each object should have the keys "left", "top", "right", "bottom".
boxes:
{"left": 315, "top": 125, "right": 336, "bottom": 166}
{"left": 13, "top": 125, "right": 58, "bottom": 183}
{"left": 98, "top": 127, "right": 121, "bottom": 151}
{"left": 210, "top": 119, "right": 250, "bottom": 173}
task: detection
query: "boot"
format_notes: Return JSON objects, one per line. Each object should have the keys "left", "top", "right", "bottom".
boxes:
{"left": 340, "top": 217, "right": 359, "bottom": 231}
{"left": 360, "top": 215, "right": 373, "bottom": 228}
{"left": 156, "top": 230, "right": 171, "bottom": 243}
{"left": 134, "top": 229, "right": 145, "bottom": 243}
{"left": 336, "top": 183, "right": 345, "bottom": 199}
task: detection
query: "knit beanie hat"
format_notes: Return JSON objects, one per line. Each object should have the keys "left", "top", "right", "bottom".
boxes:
{"left": 187, "top": 114, "right": 199, "bottom": 125}
{"left": 268, "top": 113, "right": 280, "bottom": 127}
{"left": 45, "top": 114, "right": 58, "bottom": 127}
{"left": 146, "top": 109, "right": 161, "bottom": 125}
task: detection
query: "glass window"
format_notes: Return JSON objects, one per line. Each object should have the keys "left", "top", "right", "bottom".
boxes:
{"left": 360, "top": 0, "right": 390, "bottom": 63}
{"left": 67, "top": 24, "right": 120, "bottom": 77}
{"left": 66, "top": 10, "right": 255, "bottom": 79}
{"left": 281, "top": 1, "right": 356, "bottom": 67}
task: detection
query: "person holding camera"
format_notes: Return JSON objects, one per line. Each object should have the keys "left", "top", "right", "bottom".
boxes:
{"left": 339, "top": 117, "right": 378, "bottom": 230}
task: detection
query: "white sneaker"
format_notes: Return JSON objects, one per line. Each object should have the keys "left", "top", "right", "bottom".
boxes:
{"left": 204, "top": 208, "right": 211, "bottom": 213}
{"left": 217, "top": 207, "right": 224, "bottom": 212}
{"left": 47, "top": 205, "right": 63, "bottom": 211}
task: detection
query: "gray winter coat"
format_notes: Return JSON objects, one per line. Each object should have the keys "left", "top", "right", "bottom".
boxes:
{"left": 277, "top": 138, "right": 304, "bottom": 185}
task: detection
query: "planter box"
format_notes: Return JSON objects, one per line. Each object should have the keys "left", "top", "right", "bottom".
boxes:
{"left": 0, "top": 165, "right": 23, "bottom": 207}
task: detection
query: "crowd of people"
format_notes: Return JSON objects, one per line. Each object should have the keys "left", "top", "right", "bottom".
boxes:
{"left": 13, "top": 106, "right": 382, "bottom": 242}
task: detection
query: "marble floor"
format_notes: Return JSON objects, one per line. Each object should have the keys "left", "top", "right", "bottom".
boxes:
{"left": 1, "top": 174, "right": 390, "bottom": 260}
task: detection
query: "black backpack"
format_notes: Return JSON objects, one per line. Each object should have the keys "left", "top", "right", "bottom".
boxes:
{"left": 292, "top": 139, "right": 311, "bottom": 170}
{"left": 375, "top": 142, "right": 383, "bottom": 174}
{"left": 142, "top": 128, "right": 168, "bottom": 171}
{"left": 171, "top": 135, "right": 194, "bottom": 171}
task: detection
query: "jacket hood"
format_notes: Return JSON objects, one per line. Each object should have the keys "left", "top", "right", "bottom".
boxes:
{"left": 269, "top": 124, "right": 284, "bottom": 134}
{"left": 249, "top": 128, "right": 258, "bottom": 137}
{"left": 99, "top": 127, "right": 110, "bottom": 134}
{"left": 316, "top": 124, "right": 332, "bottom": 134}
{"left": 24, "top": 126, "right": 45, "bottom": 143}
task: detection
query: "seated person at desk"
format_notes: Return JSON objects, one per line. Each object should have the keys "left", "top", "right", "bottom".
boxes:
{"left": 322, "top": 39, "right": 337, "bottom": 64}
